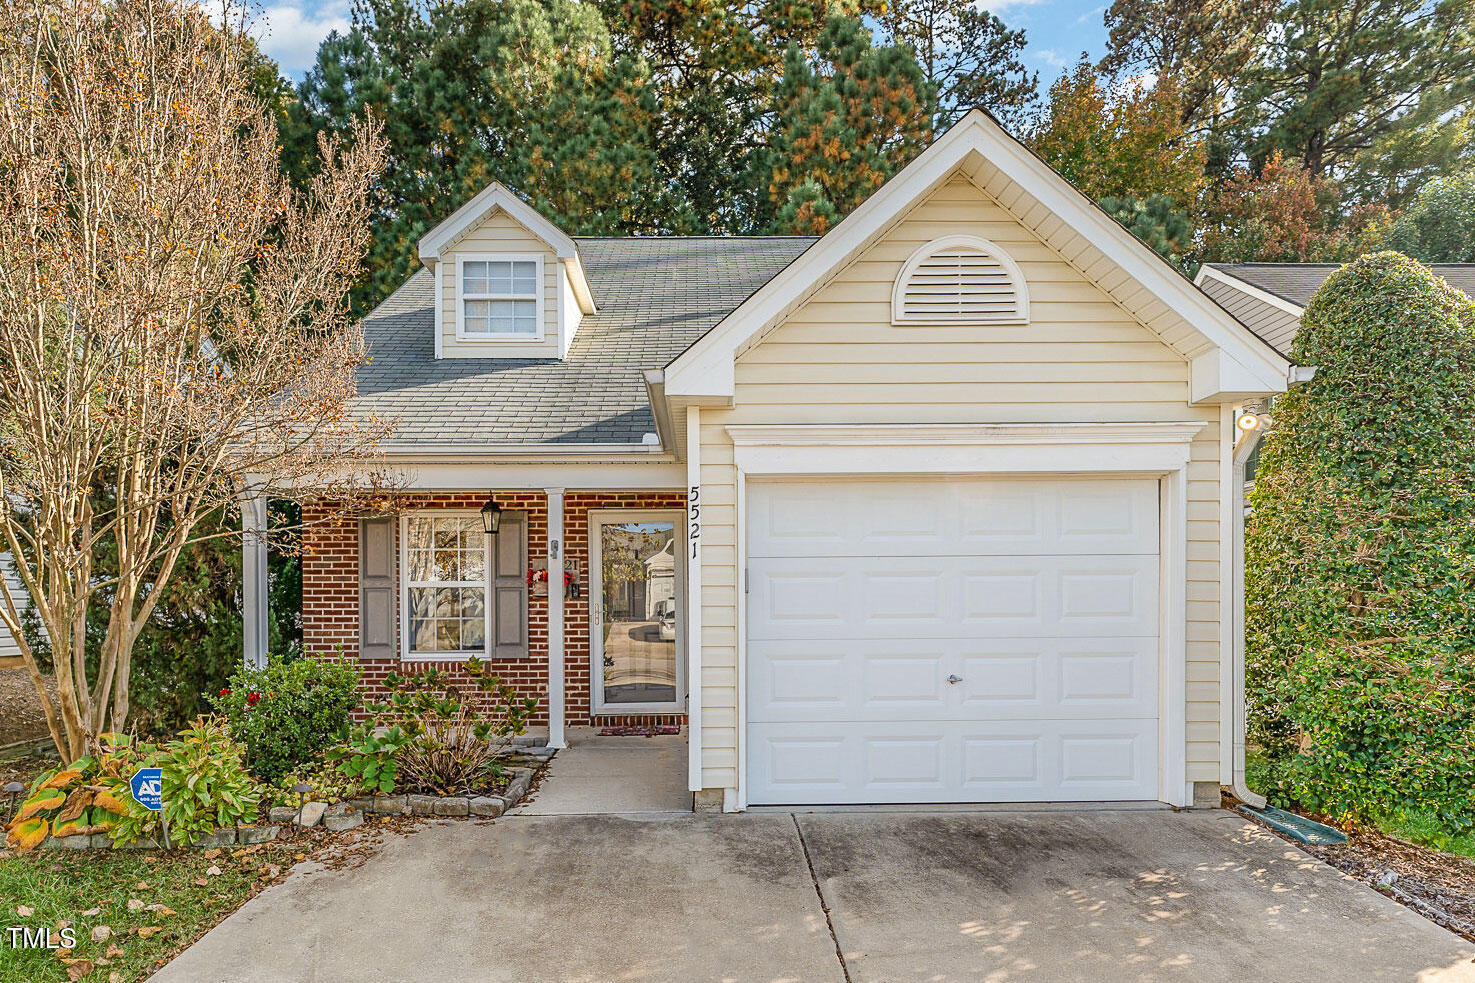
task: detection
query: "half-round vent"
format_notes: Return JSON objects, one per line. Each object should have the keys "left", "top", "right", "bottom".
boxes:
{"left": 891, "top": 235, "right": 1029, "bottom": 325}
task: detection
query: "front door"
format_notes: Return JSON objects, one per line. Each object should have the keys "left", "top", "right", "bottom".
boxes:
{"left": 590, "top": 512, "right": 685, "bottom": 715}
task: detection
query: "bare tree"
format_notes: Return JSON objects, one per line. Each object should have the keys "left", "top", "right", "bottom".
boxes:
{"left": 0, "top": 0, "right": 388, "bottom": 758}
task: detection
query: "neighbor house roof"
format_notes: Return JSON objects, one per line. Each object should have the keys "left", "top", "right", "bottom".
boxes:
{"left": 356, "top": 236, "right": 815, "bottom": 450}
{"left": 1198, "top": 262, "right": 1475, "bottom": 357}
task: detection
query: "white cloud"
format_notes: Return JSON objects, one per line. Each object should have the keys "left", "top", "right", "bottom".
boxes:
{"left": 976, "top": 0, "right": 1047, "bottom": 14}
{"left": 1076, "top": 4, "right": 1107, "bottom": 24}
{"left": 1033, "top": 48, "right": 1070, "bottom": 68}
{"left": 252, "top": 0, "right": 350, "bottom": 77}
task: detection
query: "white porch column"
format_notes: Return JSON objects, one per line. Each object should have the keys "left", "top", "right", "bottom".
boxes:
{"left": 545, "top": 487, "right": 566, "bottom": 749}
{"left": 685, "top": 407, "right": 702, "bottom": 792}
{"left": 241, "top": 494, "right": 269, "bottom": 669}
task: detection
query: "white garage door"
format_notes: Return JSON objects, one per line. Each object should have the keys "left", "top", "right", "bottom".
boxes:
{"left": 746, "top": 477, "right": 1160, "bottom": 805}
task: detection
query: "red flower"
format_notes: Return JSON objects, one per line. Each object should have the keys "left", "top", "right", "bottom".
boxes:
{"left": 246, "top": 691, "right": 261, "bottom": 707}
{"left": 219, "top": 688, "right": 231, "bottom": 697}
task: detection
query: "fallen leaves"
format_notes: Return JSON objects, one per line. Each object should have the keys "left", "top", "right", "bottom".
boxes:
{"left": 91, "top": 924, "right": 113, "bottom": 942}
{"left": 16, "top": 904, "right": 33, "bottom": 917}
{"left": 63, "top": 959, "right": 94, "bottom": 981}
{"left": 126, "top": 898, "right": 145, "bottom": 912}
{"left": 135, "top": 925, "right": 162, "bottom": 939}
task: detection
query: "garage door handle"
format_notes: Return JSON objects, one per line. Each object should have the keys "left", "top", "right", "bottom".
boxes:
{"left": 946, "top": 674, "right": 963, "bottom": 684}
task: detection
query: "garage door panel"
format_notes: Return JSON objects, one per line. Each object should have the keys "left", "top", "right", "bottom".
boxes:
{"left": 752, "top": 637, "right": 1156, "bottom": 722}
{"left": 752, "top": 555, "right": 1157, "bottom": 639}
{"left": 748, "top": 478, "right": 1159, "bottom": 558}
{"left": 749, "top": 720, "right": 1159, "bottom": 803}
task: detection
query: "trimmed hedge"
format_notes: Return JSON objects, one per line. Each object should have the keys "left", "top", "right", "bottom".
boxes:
{"left": 1245, "top": 252, "right": 1475, "bottom": 830}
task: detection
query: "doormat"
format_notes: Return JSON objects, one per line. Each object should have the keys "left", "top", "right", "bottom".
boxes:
{"left": 598, "top": 725, "right": 682, "bottom": 737}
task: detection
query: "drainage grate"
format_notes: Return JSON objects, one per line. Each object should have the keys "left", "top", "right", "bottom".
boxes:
{"left": 1239, "top": 804, "right": 1349, "bottom": 845}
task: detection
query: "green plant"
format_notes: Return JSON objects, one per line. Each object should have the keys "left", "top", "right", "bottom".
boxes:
{"left": 268, "top": 761, "right": 361, "bottom": 809}
{"left": 210, "top": 654, "right": 360, "bottom": 783}
{"left": 328, "top": 723, "right": 410, "bottom": 796}
{"left": 362, "top": 661, "right": 537, "bottom": 796}
{"left": 1245, "top": 253, "right": 1475, "bottom": 832}
{"left": 108, "top": 718, "right": 261, "bottom": 847}
{"left": 3, "top": 744, "right": 133, "bottom": 852}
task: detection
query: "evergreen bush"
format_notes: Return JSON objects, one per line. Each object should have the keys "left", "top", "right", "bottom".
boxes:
{"left": 210, "top": 655, "right": 360, "bottom": 784}
{"left": 1245, "top": 252, "right": 1475, "bottom": 830}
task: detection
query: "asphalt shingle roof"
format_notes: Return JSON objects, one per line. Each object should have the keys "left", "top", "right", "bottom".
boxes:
{"left": 357, "top": 236, "right": 816, "bottom": 449}
{"left": 1208, "top": 263, "right": 1475, "bottom": 308}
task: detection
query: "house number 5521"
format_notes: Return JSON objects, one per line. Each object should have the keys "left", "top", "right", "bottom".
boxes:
{"left": 688, "top": 485, "right": 700, "bottom": 560}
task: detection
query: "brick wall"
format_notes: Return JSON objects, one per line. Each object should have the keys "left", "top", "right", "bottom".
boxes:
{"left": 301, "top": 490, "right": 688, "bottom": 728}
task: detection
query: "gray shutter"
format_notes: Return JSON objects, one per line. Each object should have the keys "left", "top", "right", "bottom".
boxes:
{"left": 490, "top": 511, "right": 528, "bottom": 659}
{"left": 359, "top": 517, "right": 396, "bottom": 659}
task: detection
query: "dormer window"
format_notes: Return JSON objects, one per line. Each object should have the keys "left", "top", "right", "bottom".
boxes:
{"left": 458, "top": 254, "right": 543, "bottom": 339}
{"left": 891, "top": 235, "right": 1029, "bottom": 325}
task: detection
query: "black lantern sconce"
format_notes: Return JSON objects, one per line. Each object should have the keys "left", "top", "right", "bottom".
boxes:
{"left": 480, "top": 497, "right": 503, "bottom": 536}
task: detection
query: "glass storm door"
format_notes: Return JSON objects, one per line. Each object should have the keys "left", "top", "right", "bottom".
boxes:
{"left": 590, "top": 514, "right": 684, "bottom": 714}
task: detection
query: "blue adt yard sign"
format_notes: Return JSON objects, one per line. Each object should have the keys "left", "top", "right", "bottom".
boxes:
{"left": 130, "top": 768, "right": 163, "bottom": 812}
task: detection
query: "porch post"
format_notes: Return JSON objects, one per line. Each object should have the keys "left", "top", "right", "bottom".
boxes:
{"left": 545, "top": 487, "right": 567, "bottom": 749}
{"left": 241, "top": 493, "right": 269, "bottom": 669}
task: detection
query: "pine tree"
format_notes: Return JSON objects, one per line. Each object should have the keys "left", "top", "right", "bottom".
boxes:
{"left": 291, "top": 0, "right": 665, "bottom": 311}
{"left": 1098, "top": 195, "right": 1195, "bottom": 271}
{"left": 880, "top": 0, "right": 1037, "bottom": 127}
{"left": 1237, "top": 0, "right": 1475, "bottom": 192}
{"left": 758, "top": 15, "right": 936, "bottom": 234}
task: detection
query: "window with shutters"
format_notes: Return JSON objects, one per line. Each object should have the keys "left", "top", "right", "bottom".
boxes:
{"left": 402, "top": 514, "right": 488, "bottom": 658}
{"left": 456, "top": 254, "right": 543, "bottom": 340}
{"left": 891, "top": 235, "right": 1029, "bottom": 325}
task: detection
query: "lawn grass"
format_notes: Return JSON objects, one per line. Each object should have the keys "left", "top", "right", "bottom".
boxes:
{"left": 0, "top": 842, "right": 290, "bottom": 982}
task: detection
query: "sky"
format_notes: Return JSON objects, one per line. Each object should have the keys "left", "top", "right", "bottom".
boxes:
{"left": 251, "top": 0, "right": 1111, "bottom": 81}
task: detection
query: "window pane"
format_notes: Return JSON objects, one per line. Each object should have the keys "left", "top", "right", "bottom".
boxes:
{"left": 437, "top": 620, "right": 462, "bottom": 651}
{"left": 461, "top": 618, "right": 485, "bottom": 651}
{"left": 433, "top": 549, "right": 458, "bottom": 581}
{"left": 512, "top": 261, "right": 537, "bottom": 294}
{"left": 461, "top": 547, "right": 485, "bottom": 581}
{"left": 407, "top": 520, "right": 432, "bottom": 552}
{"left": 462, "top": 261, "right": 489, "bottom": 294}
{"left": 461, "top": 588, "right": 485, "bottom": 620}
{"left": 408, "top": 549, "right": 434, "bottom": 582}
{"left": 436, "top": 586, "right": 463, "bottom": 618}
{"left": 409, "top": 587, "right": 433, "bottom": 619}
{"left": 410, "top": 618, "right": 435, "bottom": 652}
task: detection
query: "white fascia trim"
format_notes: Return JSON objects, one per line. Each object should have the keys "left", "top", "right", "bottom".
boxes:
{"left": 418, "top": 182, "right": 578, "bottom": 266}
{"left": 561, "top": 254, "right": 597, "bottom": 315}
{"left": 726, "top": 422, "right": 1205, "bottom": 475}
{"left": 1195, "top": 265, "right": 1307, "bottom": 320}
{"left": 665, "top": 110, "right": 1290, "bottom": 400}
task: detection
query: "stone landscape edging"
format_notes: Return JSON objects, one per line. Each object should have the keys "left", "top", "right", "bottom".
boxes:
{"left": 29, "top": 765, "right": 537, "bottom": 852}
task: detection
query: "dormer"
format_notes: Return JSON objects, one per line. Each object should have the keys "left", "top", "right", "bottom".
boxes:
{"left": 417, "top": 183, "right": 596, "bottom": 360}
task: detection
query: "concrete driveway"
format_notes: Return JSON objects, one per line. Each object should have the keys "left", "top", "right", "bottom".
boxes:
{"left": 150, "top": 810, "right": 1475, "bottom": 983}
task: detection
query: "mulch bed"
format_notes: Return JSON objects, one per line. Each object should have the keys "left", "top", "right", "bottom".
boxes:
{"left": 1299, "top": 827, "right": 1475, "bottom": 942}
{"left": 0, "top": 666, "right": 57, "bottom": 746}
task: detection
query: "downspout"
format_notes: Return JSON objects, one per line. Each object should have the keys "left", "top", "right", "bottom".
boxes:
{"left": 1231, "top": 421, "right": 1267, "bottom": 809}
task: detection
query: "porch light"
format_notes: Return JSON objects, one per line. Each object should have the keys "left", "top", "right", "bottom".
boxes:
{"left": 481, "top": 497, "right": 503, "bottom": 535}
{"left": 1236, "top": 412, "right": 1261, "bottom": 432}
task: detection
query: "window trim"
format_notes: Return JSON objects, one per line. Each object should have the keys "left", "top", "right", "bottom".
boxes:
{"left": 454, "top": 253, "right": 545, "bottom": 342}
{"left": 890, "top": 234, "right": 1030, "bottom": 326}
{"left": 398, "top": 510, "right": 493, "bottom": 662}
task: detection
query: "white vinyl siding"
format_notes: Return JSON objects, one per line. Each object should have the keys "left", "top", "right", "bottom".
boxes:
{"left": 438, "top": 210, "right": 560, "bottom": 358}
{"left": 695, "top": 172, "right": 1225, "bottom": 795}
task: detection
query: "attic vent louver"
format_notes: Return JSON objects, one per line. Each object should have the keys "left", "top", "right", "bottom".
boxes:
{"left": 891, "top": 234, "right": 1029, "bottom": 325}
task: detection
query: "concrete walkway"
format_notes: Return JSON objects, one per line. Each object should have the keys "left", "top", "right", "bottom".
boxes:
{"left": 512, "top": 726, "right": 691, "bottom": 815}
{"left": 150, "top": 810, "right": 1475, "bottom": 983}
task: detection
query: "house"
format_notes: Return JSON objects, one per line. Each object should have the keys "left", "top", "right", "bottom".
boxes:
{"left": 1195, "top": 262, "right": 1475, "bottom": 358}
{"left": 241, "top": 110, "right": 1300, "bottom": 811}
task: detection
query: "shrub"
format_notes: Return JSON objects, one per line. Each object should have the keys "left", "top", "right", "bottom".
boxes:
{"left": 108, "top": 718, "right": 261, "bottom": 847}
{"left": 1246, "top": 252, "right": 1475, "bottom": 830}
{"left": 211, "top": 654, "right": 360, "bottom": 783}
{"left": 347, "top": 661, "right": 537, "bottom": 796}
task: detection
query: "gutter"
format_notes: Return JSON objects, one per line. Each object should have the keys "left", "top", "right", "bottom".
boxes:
{"left": 643, "top": 369, "right": 675, "bottom": 454}
{"left": 376, "top": 442, "right": 673, "bottom": 463}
